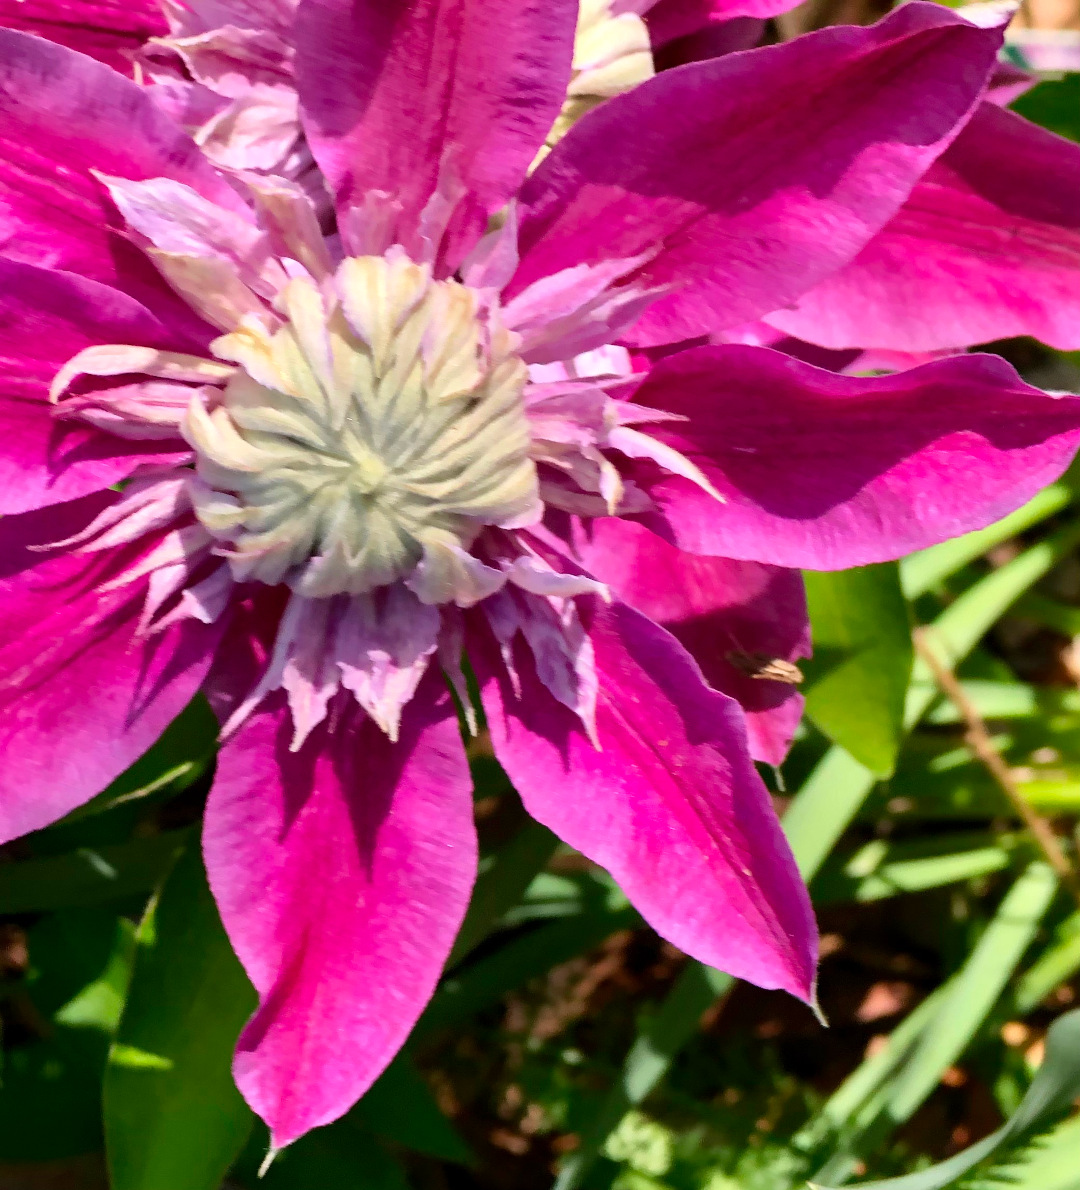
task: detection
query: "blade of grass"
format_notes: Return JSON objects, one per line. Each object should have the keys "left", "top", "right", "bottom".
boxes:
{"left": 914, "top": 629, "right": 1080, "bottom": 907}
{"left": 0, "top": 831, "right": 190, "bottom": 914}
{"left": 810, "top": 861, "right": 1060, "bottom": 1186}
{"left": 1012, "top": 910, "right": 1080, "bottom": 1015}
{"left": 811, "top": 832, "right": 1021, "bottom": 905}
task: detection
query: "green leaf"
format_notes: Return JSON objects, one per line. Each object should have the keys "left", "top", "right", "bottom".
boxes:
{"left": 810, "top": 1007, "right": 1080, "bottom": 1190}
{"left": 971, "top": 1113, "right": 1080, "bottom": 1190}
{"left": 448, "top": 818, "right": 559, "bottom": 965}
{"left": 803, "top": 564, "right": 912, "bottom": 776}
{"left": 781, "top": 746, "right": 877, "bottom": 880}
{"left": 0, "top": 830, "right": 190, "bottom": 914}
{"left": 0, "top": 910, "right": 135, "bottom": 1161}
{"left": 1013, "top": 911, "right": 1080, "bottom": 1016}
{"left": 255, "top": 1123, "right": 409, "bottom": 1190}
{"left": 1012, "top": 74, "right": 1080, "bottom": 143}
{"left": 103, "top": 843, "right": 257, "bottom": 1190}
{"left": 811, "top": 832, "right": 1019, "bottom": 905}
{"left": 885, "top": 862, "right": 1059, "bottom": 1123}
{"left": 352, "top": 1052, "right": 473, "bottom": 1165}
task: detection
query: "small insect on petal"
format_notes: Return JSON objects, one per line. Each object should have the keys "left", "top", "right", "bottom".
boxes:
{"left": 726, "top": 650, "right": 804, "bottom": 685}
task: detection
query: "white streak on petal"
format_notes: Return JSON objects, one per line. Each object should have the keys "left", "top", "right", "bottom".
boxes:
{"left": 505, "top": 556, "right": 610, "bottom": 601}
{"left": 95, "top": 172, "right": 286, "bottom": 298}
{"left": 606, "top": 425, "right": 726, "bottom": 504}
{"left": 49, "top": 345, "right": 232, "bottom": 402}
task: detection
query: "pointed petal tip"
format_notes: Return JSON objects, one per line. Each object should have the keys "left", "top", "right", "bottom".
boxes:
{"left": 258, "top": 1144, "right": 282, "bottom": 1178}
{"left": 810, "top": 984, "right": 829, "bottom": 1027}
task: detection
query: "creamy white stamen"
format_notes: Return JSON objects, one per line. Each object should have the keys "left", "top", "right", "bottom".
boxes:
{"left": 184, "top": 252, "right": 540, "bottom": 599}
{"left": 537, "top": 0, "right": 655, "bottom": 163}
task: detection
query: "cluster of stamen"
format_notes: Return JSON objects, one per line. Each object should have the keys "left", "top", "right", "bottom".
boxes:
{"left": 185, "top": 253, "right": 540, "bottom": 599}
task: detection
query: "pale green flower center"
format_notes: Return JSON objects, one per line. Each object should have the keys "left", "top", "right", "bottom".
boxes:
{"left": 184, "top": 254, "right": 539, "bottom": 598}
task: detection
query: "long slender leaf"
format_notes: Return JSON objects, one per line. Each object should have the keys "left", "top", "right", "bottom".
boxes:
{"left": 810, "top": 862, "right": 1060, "bottom": 1186}
{"left": 103, "top": 844, "right": 256, "bottom": 1190}
{"left": 886, "top": 862, "right": 1058, "bottom": 1123}
{"left": 0, "top": 831, "right": 190, "bottom": 914}
{"left": 448, "top": 819, "right": 559, "bottom": 965}
{"left": 1013, "top": 911, "right": 1080, "bottom": 1016}
{"left": 811, "top": 1008, "right": 1080, "bottom": 1190}
{"left": 811, "top": 833, "right": 1020, "bottom": 905}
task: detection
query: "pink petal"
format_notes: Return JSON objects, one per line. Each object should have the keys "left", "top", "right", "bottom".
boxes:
{"left": 475, "top": 599, "right": 816, "bottom": 998}
{"left": 574, "top": 518, "right": 808, "bottom": 766}
{"left": 295, "top": 0, "right": 578, "bottom": 272}
{"left": 0, "top": 27, "right": 248, "bottom": 313}
{"left": 633, "top": 345, "right": 1080, "bottom": 570}
{"left": 651, "top": 15, "right": 765, "bottom": 67}
{"left": 204, "top": 678, "right": 475, "bottom": 1148}
{"left": 0, "top": 497, "right": 221, "bottom": 843}
{"left": 986, "top": 61, "right": 1036, "bottom": 106}
{"left": 510, "top": 2, "right": 1003, "bottom": 346}
{"left": 0, "top": 0, "right": 166, "bottom": 75}
{"left": 765, "top": 103, "right": 1080, "bottom": 353}
{"left": 0, "top": 258, "right": 194, "bottom": 515}
{"left": 641, "top": 0, "right": 799, "bottom": 47}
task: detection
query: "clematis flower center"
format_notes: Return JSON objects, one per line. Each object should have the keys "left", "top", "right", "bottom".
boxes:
{"left": 183, "top": 252, "right": 540, "bottom": 599}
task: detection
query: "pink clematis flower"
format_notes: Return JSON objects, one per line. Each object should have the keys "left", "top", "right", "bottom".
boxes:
{"left": 4, "top": 0, "right": 1080, "bottom": 1148}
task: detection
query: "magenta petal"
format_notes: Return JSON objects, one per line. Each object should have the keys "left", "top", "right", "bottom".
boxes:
{"left": 0, "top": 258, "right": 193, "bottom": 514}
{"left": 511, "top": 2, "right": 1002, "bottom": 346}
{"left": 205, "top": 678, "right": 476, "bottom": 1147}
{"left": 643, "top": 0, "right": 798, "bottom": 47}
{"left": 0, "top": 28, "right": 247, "bottom": 303}
{"left": 633, "top": 345, "right": 1080, "bottom": 570}
{"left": 295, "top": 0, "right": 577, "bottom": 271}
{"left": 0, "top": 497, "right": 221, "bottom": 844}
{"left": 0, "top": 0, "right": 166, "bottom": 75}
{"left": 477, "top": 599, "right": 817, "bottom": 998}
{"left": 765, "top": 103, "right": 1080, "bottom": 352}
{"left": 574, "top": 518, "right": 808, "bottom": 766}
